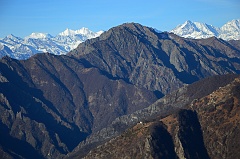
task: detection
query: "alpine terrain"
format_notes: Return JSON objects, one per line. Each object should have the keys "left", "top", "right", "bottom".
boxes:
{"left": 0, "top": 19, "right": 239, "bottom": 60}
{"left": 171, "top": 19, "right": 240, "bottom": 40}
{"left": 0, "top": 28, "right": 103, "bottom": 60}
{"left": 0, "top": 22, "right": 240, "bottom": 159}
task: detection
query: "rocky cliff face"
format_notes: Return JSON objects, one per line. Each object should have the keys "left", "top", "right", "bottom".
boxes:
{"left": 83, "top": 77, "right": 240, "bottom": 159}
{"left": 0, "top": 54, "right": 157, "bottom": 158}
{"left": 190, "top": 78, "right": 240, "bottom": 159}
{"left": 82, "top": 121, "right": 178, "bottom": 159}
{"left": 69, "top": 23, "right": 240, "bottom": 94}
{"left": 68, "top": 74, "right": 239, "bottom": 158}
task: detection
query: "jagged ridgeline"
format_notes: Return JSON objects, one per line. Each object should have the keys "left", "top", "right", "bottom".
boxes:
{"left": 69, "top": 23, "right": 240, "bottom": 94}
{"left": 0, "top": 23, "right": 240, "bottom": 159}
{"left": 1, "top": 19, "right": 239, "bottom": 60}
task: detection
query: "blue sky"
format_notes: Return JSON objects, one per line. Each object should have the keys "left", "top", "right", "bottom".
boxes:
{"left": 0, "top": 0, "right": 239, "bottom": 38}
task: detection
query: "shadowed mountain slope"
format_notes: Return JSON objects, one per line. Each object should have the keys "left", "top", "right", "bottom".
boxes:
{"left": 68, "top": 74, "right": 239, "bottom": 158}
{"left": 82, "top": 76, "right": 240, "bottom": 159}
{"left": 0, "top": 54, "right": 157, "bottom": 158}
{"left": 69, "top": 23, "right": 240, "bottom": 95}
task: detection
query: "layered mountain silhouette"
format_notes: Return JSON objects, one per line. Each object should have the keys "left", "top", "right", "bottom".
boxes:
{"left": 1, "top": 19, "right": 239, "bottom": 60}
{"left": 0, "top": 23, "right": 240, "bottom": 158}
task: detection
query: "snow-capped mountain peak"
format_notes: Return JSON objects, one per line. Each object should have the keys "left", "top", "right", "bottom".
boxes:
{"left": 222, "top": 19, "right": 240, "bottom": 31}
{"left": 0, "top": 27, "right": 104, "bottom": 60}
{"left": 3, "top": 34, "right": 23, "bottom": 42}
{"left": 58, "top": 27, "right": 102, "bottom": 38}
{"left": 171, "top": 19, "right": 240, "bottom": 40}
{"left": 218, "top": 19, "right": 240, "bottom": 40}
{"left": 5, "top": 34, "right": 18, "bottom": 39}
{"left": 173, "top": 20, "right": 199, "bottom": 34}
{"left": 75, "top": 27, "right": 92, "bottom": 35}
{"left": 26, "top": 32, "right": 53, "bottom": 39}
{"left": 1, "top": 19, "right": 239, "bottom": 60}
{"left": 220, "top": 20, "right": 240, "bottom": 32}
{"left": 171, "top": 20, "right": 219, "bottom": 39}
{"left": 183, "top": 20, "right": 195, "bottom": 27}
{"left": 59, "top": 27, "right": 92, "bottom": 36}
{"left": 59, "top": 28, "right": 76, "bottom": 36}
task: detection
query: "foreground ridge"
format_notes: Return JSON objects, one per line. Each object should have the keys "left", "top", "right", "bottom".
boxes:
{"left": 82, "top": 77, "right": 240, "bottom": 159}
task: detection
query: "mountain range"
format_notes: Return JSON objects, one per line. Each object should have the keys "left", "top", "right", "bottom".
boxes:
{"left": 0, "top": 19, "right": 239, "bottom": 60}
{"left": 0, "top": 22, "right": 240, "bottom": 158}
{"left": 0, "top": 28, "right": 103, "bottom": 60}
{"left": 171, "top": 19, "right": 240, "bottom": 40}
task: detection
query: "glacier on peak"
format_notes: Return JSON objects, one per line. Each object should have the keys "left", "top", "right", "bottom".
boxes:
{"left": 1, "top": 20, "right": 239, "bottom": 60}
{"left": 219, "top": 19, "right": 240, "bottom": 40}
{"left": 59, "top": 28, "right": 76, "bottom": 36}
{"left": 221, "top": 19, "right": 240, "bottom": 31}
{"left": 58, "top": 27, "right": 102, "bottom": 37}
{"left": 2, "top": 34, "right": 24, "bottom": 44}
{"left": 171, "top": 19, "right": 240, "bottom": 40}
{"left": 75, "top": 27, "right": 93, "bottom": 35}
{"left": 26, "top": 32, "right": 53, "bottom": 39}
{"left": 0, "top": 27, "right": 104, "bottom": 60}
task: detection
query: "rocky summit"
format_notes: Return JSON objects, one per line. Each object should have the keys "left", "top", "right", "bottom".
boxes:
{"left": 69, "top": 23, "right": 240, "bottom": 94}
{"left": 0, "top": 23, "right": 240, "bottom": 159}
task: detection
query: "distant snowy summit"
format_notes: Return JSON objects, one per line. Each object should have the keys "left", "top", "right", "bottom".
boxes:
{"left": 1, "top": 19, "right": 240, "bottom": 60}
{"left": 171, "top": 19, "right": 240, "bottom": 40}
{"left": 0, "top": 28, "right": 104, "bottom": 60}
